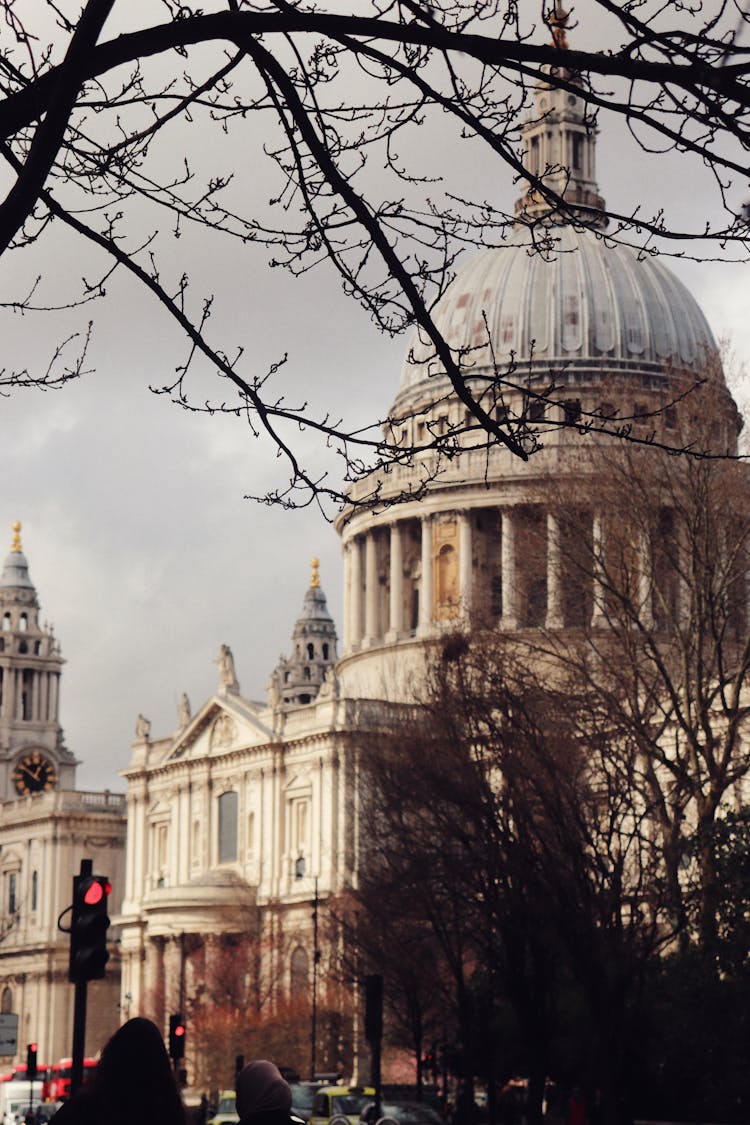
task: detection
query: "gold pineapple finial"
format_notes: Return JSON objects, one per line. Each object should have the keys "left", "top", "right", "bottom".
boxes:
{"left": 10, "top": 521, "right": 22, "bottom": 553}
{"left": 311, "top": 557, "right": 320, "bottom": 588}
{"left": 548, "top": 2, "right": 569, "bottom": 49}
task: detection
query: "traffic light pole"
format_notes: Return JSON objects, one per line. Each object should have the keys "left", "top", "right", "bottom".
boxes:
{"left": 71, "top": 974, "right": 88, "bottom": 1095}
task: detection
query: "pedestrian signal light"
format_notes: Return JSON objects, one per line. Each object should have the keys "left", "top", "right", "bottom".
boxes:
{"left": 169, "top": 1014, "right": 186, "bottom": 1060}
{"left": 26, "top": 1043, "right": 38, "bottom": 1080}
{"left": 68, "top": 873, "right": 111, "bottom": 983}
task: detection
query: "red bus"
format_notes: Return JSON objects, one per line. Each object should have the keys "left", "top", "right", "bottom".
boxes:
{"left": 48, "top": 1059, "right": 97, "bottom": 1101}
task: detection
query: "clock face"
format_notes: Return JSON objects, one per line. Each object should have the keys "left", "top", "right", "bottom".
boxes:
{"left": 12, "top": 752, "right": 58, "bottom": 795}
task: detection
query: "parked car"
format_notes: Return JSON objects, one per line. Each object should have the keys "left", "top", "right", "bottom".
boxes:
{"left": 359, "top": 1102, "right": 444, "bottom": 1125}
{"left": 290, "top": 1083, "right": 325, "bottom": 1123}
{"left": 309, "top": 1087, "right": 376, "bottom": 1125}
{"left": 208, "top": 1091, "right": 239, "bottom": 1125}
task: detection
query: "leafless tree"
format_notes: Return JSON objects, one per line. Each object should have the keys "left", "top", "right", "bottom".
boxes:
{"left": 352, "top": 642, "right": 672, "bottom": 1125}
{"left": 520, "top": 420, "right": 750, "bottom": 955}
{"left": 1, "top": 1, "right": 749, "bottom": 512}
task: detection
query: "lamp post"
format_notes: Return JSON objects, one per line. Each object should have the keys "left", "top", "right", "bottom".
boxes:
{"left": 295, "top": 856, "right": 320, "bottom": 1081}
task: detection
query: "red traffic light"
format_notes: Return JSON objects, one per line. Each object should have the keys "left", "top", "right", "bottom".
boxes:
{"left": 82, "top": 879, "right": 112, "bottom": 905}
{"left": 83, "top": 882, "right": 103, "bottom": 905}
{"left": 29, "top": 1043, "right": 37, "bottom": 1053}
{"left": 174, "top": 1025, "right": 185, "bottom": 1037}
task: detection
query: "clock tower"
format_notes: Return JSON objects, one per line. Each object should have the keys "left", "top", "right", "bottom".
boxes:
{"left": 0, "top": 522, "right": 76, "bottom": 798}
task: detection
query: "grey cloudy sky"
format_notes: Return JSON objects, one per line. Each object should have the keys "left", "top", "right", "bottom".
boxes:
{"left": 2, "top": 2, "right": 749, "bottom": 792}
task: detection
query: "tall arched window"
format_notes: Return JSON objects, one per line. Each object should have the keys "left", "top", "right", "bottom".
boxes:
{"left": 31, "top": 871, "right": 38, "bottom": 911}
{"left": 436, "top": 543, "right": 459, "bottom": 616}
{"left": 1, "top": 987, "right": 12, "bottom": 1014}
{"left": 218, "top": 791, "right": 238, "bottom": 864}
{"left": 290, "top": 946, "right": 309, "bottom": 995}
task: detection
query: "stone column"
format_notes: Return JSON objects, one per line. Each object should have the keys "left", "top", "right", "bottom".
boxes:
{"left": 546, "top": 511, "right": 564, "bottom": 629}
{"left": 342, "top": 542, "right": 352, "bottom": 654}
{"left": 349, "top": 537, "right": 362, "bottom": 650}
{"left": 387, "top": 522, "right": 404, "bottom": 640}
{"left": 459, "top": 512, "right": 473, "bottom": 619}
{"left": 500, "top": 508, "right": 517, "bottom": 628}
{"left": 164, "top": 935, "right": 183, "bottom": 1013}
{"left": 49, "top": 672, "right": 59, "bottom": 722}
{"left": 364, "top": 532, "right": 379, "bottom": 646}
{"left": 639, "top": 529, "right": 654, "bottom": 627}
{"left": 40, "top": 672, "right": 49, "bottom": 723}
{"left": 418, "top": 515, "right": 433, "bottom": 635}
{"left": 591, "top": 512, "right": 607, "bottom": 627}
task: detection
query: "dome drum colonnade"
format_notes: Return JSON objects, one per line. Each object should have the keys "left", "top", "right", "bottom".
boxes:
{"left": 339, "top": 497, "right": 677, "bottom": 654}
{"left": 335, "top": 12, "right": 737, "bottom": 661}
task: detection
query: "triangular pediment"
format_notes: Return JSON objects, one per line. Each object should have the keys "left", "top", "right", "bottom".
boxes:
{"left": 164, "top": 694, "right": 274, "bottom": 763}
{"left": 283, "top": 770, "right": 312, "bottom": 795}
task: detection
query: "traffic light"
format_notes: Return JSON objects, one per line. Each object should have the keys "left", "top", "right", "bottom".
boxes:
{"left": 169, "top": 1014, "right": 186, "bottom": 1060}
{"left": 26, "top": 1044, "right": 37, "bottom": 1080}
{"left": 68, "top": 873, "right": 111, "bottom": 983}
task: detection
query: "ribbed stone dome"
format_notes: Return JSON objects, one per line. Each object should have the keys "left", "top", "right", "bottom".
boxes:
{"left": 398, "top": 225, "right": 720, "bottom": 397}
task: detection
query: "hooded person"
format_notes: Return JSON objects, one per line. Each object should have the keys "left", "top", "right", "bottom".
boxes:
{"left": 52, "top": 1018, "right": 185, "bottom": 1125}
{"left": 236, "top": 1062, "right": 296, "bottom": 1125}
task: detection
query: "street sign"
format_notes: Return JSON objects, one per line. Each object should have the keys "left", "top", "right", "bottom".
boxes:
{"left": 0, "top": 1014, "right": 19, "bottom": 1056}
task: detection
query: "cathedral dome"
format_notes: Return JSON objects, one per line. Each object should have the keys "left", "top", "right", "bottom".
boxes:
{"left": 396, "top": 224, "right": 720, "bottom": 404}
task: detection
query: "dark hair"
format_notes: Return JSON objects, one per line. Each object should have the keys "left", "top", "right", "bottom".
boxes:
{"left": 92, "top": 1018, "right": 186, "bottom": 1125}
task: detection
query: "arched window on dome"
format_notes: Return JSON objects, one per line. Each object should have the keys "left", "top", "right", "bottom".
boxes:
{"left": 436, "top": 544, "right": 459, "bottom": 620}
{"left": 290, "top": 946, "right": 309, "bottom": 995}
{"left": 304, "top": 666, "right": 311, "bottom": 681}
{"left": 19, "top": 613, "right": 27, "bottom": 633}
{"left": 307, "top": 642, "right": 314, "bottom": 660}
{"left": 322, "top": 643, "right": 329, "bottom": 660}
{"left": 2, "top": 613, "right": 10, "bottom": 632}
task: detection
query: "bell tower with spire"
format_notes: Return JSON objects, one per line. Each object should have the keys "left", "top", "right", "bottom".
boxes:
{"left": 515, "top": 3, "right": 607, "bottom": 226}
{"left": 272, "top": 558, "right": 338, "bottom": 707}
{"left": 0, "top": 523, "right": 76, "bottom": 798}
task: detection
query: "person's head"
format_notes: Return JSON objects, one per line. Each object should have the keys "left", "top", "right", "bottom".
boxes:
{"left": 94, "top": 1018, "right": 185, "bottom": 1125}
{"left": 236, "top": 1061, "right": 291, "bottom": 1120}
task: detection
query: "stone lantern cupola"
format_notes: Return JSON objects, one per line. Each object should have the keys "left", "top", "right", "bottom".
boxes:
{"left": 275, "top": 559, "right": 338, "bottom": 707}
{"left": 514, "top": 3, "right": 607, "bottom": 227}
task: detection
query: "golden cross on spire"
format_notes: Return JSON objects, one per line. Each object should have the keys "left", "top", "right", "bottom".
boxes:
{"left": 10, "top": 521, "right": 22, "bottom": 553}
{"left": 311, "top": 556, "right": 320, "bottom": 588}
{"left": 549, "top": 2, "right": 569, "bottom": 49}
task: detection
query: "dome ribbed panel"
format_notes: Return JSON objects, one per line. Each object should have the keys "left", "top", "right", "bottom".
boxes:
{"left": 638, "top": 259, "right": 677, "bottom": 361}
{"left": 579, "top": 234, "right": 615, "bottom": 354}
{"left": 528, "top": 251, "right": 552, "bottom": 355}
{"left": 397, "top": 227, "right": 720, "bottom": 396}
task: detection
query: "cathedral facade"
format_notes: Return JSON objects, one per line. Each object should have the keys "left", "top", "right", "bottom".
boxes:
{"left": 116, "top": 38, "right": 744, "bottom": 1090}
